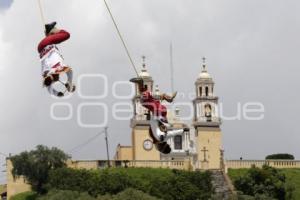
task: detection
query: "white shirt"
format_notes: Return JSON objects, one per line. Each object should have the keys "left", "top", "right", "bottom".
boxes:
{"left": 40, "top": 45, "right": 65, "bottom": 75}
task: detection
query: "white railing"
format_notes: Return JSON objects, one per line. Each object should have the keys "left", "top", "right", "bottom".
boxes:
{"left": 225, "top": 160, "right": 300, "bottom": 169}
{"left": 70, "top": 160, "right": 190, "bottom": 170}
{"left": 126, "top": 160, "right": 189, "bottom": 170}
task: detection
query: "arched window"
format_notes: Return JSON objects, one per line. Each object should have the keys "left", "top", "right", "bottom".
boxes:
{"left": 199, "top": 87, "right": 202, "bottom": 96}
{"left": 205, "top": 87, "right": 209, "bottom": 96}
{"left": 174, "top": 135, "right": 182, "bottom": 150}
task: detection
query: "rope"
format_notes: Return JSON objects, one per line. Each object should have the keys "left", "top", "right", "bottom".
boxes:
{"left": 0, "top": 152, "right": 8, "bottom": 158}
{"left": 37, "top": 0, "right": 46, "bottom": 26}
{"left": 68, "top": 130, "right": 105, "bottom": 154}
{"left": 102, "top": 0, "right": 139, "bottom": 77}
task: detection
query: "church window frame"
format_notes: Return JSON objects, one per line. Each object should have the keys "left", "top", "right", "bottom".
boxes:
{"left": 174, "top": 135, "right": 183, "bottom": 150}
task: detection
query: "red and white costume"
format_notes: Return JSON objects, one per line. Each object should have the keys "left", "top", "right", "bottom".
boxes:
{"left": 141, "top": 91, "right": 168, "bottom": 121}
{"left": 38, "top": 30, "right": 70, "bottom": 76}
{"left": 140, "top": 90, "right": 185, "bottom": 144}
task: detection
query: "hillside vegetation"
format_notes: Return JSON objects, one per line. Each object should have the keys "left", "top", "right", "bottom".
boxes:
{"left": 11, "top": 167, "right": 213, "bottom": 200}
{"left": 229, "top": 166, "right": 299, "bottom": 200}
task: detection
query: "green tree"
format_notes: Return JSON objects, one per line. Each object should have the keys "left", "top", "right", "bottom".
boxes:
{"left": 10, "top": 145, "right": 69, "bottom": 194}
{"left": 266, "top": 154, "right": 294, "bottom": 160}
{"left": 234, "top": 165, "right": 294, "bottom": 200}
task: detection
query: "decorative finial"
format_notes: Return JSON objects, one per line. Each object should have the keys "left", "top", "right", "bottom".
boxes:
{"left": 142, "top": 55, "right": 146, "bottom": 68}
{"left": 154, "top": 85, "right": 161, "bottom": 98}
{"left": 202, "top": 57, "right": 207, "bottom": 72}
{"left": 155, "top": 84, "right": 159, "bottom": 92}
{"left": 139, "top": 55, "right": 151, "bottom": 77}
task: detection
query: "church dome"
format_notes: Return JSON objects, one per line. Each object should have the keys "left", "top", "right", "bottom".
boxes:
{"left": 139, "top": 67, "right": 150, "bottom": 77}
{"left": 199, "top": 71, "right": 212, "bottom": 79}
{"left": 198, "top": 58, "right": 212, "bottom": 80}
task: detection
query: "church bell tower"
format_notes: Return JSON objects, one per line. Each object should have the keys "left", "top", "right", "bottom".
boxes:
{"left": 193, "top": 58, "right": 222, "bottom": 169}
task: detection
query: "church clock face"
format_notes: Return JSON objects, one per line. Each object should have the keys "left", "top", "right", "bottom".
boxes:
{"left": 143, "top": 139, "right": 153, "bottom": 151}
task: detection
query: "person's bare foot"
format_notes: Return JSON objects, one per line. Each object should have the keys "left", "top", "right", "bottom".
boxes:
{"left": 162, "top": 91, "right": 177, "bottom": 103}
{"left": 170, "top": 91, "right": 177, "bottom": 101}
{"left": 62, "top": 66, "right": 71, "bottom": 73}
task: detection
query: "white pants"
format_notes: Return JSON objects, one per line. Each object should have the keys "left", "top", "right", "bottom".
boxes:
{"left": 47, "top": 69, "right": 73, "bottom": 96}
{"left": 150, "top": 117, "right": 184, "bottom": 142}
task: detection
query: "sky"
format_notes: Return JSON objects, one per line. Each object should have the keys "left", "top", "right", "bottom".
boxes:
{"left": 0, "top": 0, "right": 300, "bottom": 182}
{"left": 0, "top": 0, "right": 13, "bottom": 10}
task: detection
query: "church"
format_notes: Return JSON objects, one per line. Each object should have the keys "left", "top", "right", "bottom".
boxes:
{"left": 114, "top": 58, "right": 223, "bottom": 170}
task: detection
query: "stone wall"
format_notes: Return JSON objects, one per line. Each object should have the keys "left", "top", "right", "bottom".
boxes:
{"left": 6, "top": 160, "right": 31, "bottom": 200}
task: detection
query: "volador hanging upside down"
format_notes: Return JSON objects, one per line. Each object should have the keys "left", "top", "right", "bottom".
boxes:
{"left": 38, "top": 22, "right": 75, "bottom": 97}
{"left": 130, "top": 77, "right": 189, "bottom": 154}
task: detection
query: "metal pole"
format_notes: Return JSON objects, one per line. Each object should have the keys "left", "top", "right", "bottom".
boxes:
{"left": 170, "top": 43, "right": 174, "bottom": 93}
{"left": 104, "top": 127, "right": 110, "bottom": 167}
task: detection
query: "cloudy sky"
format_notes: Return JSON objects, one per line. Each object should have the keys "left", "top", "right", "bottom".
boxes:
{"left": 0, "top": 0, "right": 299, "bottom": 182}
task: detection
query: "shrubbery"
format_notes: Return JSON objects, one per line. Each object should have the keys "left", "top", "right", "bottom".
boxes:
{"left": 111, "top": 188, "right": 161, "bottom": 200}
{"left": 37, "top": 190, "right": 94, "bottom": 200}
{"left": 11, "top": 191, "right": 37, "bottom": 200}
{"left": 46, "top": 168, "right": 213, "bottom": 200}
{"left": 36, "top": 189, "right": 161, "bottom": 200}
{"left": 266, "top": 154, "right": 295, "bottom": 160}
{"left": 237, "top": 193, "right": 277, "bottom": 200}
{"left": 233, "top": 165, "right": 294, "bottom": 200}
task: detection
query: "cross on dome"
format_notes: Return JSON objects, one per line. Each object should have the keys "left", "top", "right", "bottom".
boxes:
{"left": 198, "top": 57, "right": 212, "bottom": 79}
{"left": 139, "top": 55, "right": 151, "bottom": 77}
{"left": 202, "top": 57, "right": 207, "bottom": 72}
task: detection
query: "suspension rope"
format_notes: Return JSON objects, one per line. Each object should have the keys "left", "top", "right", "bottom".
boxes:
{"left": 102, "top": 0, "right": 139, "bottom": 77}
{"left": 0, "top": 152, "right": 8, "bottom": 158}
{"left": 68, "top": 130, "right": 105, "bottom": 154}
{"left": 37, "top": 0, "right": 46, "bottom": 26}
